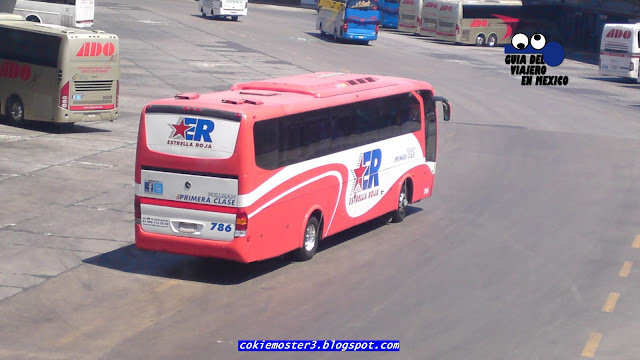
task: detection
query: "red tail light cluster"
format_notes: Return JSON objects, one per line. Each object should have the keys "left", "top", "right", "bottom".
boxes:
{"left": 455, "top": 23, "right": 460, "bottom": 36}
{"left": 60, "top": 81, "right": 69, "bottom": 109}
{"left": 235, "top": 209, "right": 248, "bottom": 237}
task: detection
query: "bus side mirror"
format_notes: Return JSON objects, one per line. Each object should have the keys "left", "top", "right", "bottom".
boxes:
{"left": 433, "top": 96, "right": 451, "bottom": 121}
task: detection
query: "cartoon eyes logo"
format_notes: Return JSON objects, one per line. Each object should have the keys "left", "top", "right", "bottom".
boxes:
{"left": 505, "top": 32, "right": 565, "bottom": 67}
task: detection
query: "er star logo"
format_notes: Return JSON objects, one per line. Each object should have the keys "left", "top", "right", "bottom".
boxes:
{"left": 170, "top": 118, "right": 192, "bottom": 139}
{"left": 352, "top": 157, "right": 368, "bottom": 192}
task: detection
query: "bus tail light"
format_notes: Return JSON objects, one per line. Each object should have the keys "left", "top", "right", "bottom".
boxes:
{"left": 376, "top": 23, "right": 379, "bottom": 34}
{"left": 630, "top": 61, "right": 634, "bottom": 71}
{"left": 343, "top": 21, "right": 348, "bottom": 34}
{"left": 60, "top": 81, "right": 69, "bottom": 109}
{"left": 116, "top": 80, "right": 120, "bottom": 108}
{"left": 455, "top": 24, "right": 460, "bottom": 37}
{"left": 235, "top": 209, "right": 248, "bottom": 237}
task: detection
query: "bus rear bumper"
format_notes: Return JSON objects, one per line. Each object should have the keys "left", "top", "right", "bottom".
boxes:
{"left": 135, "top": 225, "right": 252, "bottom": 263}
{"left": 344, "top": 33, "right": 377, "bottom": 41}
{"left": 56, "top": 108, "right": 118, "bottom": 123}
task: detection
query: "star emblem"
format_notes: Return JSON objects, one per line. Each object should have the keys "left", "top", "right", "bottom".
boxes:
{"left": 352, "top": 157, "right": 368, "bottom": 192}
{"left": 170, "top": 118, "right": 192, "bottom": 139}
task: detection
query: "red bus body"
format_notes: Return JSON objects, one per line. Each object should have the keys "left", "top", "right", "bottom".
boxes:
{"left": 134, "top": 72, "right": 447, "bottom": 263}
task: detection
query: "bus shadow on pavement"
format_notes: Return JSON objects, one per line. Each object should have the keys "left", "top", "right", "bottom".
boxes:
{"left": 84, "top": 206, "right": 422, "bottom": 285}
{"left": 304, "top": 32, "right": 372, "bottom": 45}
{"left": 6, "top": 120, "right": 111, "bottom": 134}
{"left": 584, "top": 76, "right": 638, "bottom": 84}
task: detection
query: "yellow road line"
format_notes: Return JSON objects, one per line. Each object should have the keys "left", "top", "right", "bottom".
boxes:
{"left": 602, "top": 292, "right": 620, "bottom": 313}
{"left": 632, "top": 235, "right": 640, "bottom": 248}
{"left": 581, "top": 332, "right": 602, "bottom": 358}
{"left": 619, "top": 261, "right": 632, "bottom": 278}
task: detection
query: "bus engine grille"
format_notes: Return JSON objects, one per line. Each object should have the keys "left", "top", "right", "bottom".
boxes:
{"left": 73, "top": 80, "right": 114, "bottom": 92}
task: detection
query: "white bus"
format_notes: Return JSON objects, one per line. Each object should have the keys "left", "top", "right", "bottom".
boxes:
{"left": 14, "top": 0, "right": 93, "bottom": 28}
{"left": 397, "top": 0, "right": 423, "bottom": 35}
{"left": 599, "top": 23, "right": 640, "bottom": 82}
{"left": 0, "top": 14, "right": 119, "bottom": 127}
{"left": 198, "top": 0, "right": 247, "bottom": 21}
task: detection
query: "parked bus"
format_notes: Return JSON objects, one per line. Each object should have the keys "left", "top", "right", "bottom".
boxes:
{"left": 14, "top": 0, "right": 94, "bottom": 28}
{"left": 397, "top": 0, "right": 422, "bottom": 34}
{"left": 435, "top": 0, "right": 560, "bottom": 46}
{"left": 0, "top": 14, "right": 119, "bottom": 127}
{"left": 198, "top": 0, "right": 247, "bottom": 21}
{"left": 134, "top": 72, "right": 451, "bottom": 263}
{"left": 379, "top": 0, "right": 399, "bottom": 29}
{"left": 419, "top": 0, "right": 444, "bottom": 37}
{"left": 599, "top": 23, "right": 640, "bottom": 82}
{"left": 317, "top": 0, "right": 380, "bottom": 44}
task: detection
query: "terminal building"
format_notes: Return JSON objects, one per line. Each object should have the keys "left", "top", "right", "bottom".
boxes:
{"left": 526, "top": 0, "right": 640, "bottom": 52}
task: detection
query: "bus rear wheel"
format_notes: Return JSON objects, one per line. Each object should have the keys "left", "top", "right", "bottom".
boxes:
{"left": 293, "top": 216, "right": 320, "bottom": 261}
{"left": 231, "top": 15, "right": 238, "bottom": 21}
{"left": 475, "top": 34, "right": 485, "bottom": 46}
{"left": 7, "top": 96, "right": 24, "bottom": 127}
{"left": 391, "top": 180, "right": 409, "bottom": 223}
{"left": 487, "top": 34, "right": 497, "bottom": 47}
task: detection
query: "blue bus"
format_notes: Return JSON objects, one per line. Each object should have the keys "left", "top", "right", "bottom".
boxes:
{"left": 316, "top": 0, "right": 380, "bottom": 45}
{"left": 379, "top": 0, "right": 399, "bottom": 28}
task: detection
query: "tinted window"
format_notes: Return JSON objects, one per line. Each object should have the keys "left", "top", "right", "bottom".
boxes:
{"left": 254, "top": 93, "right": 422, "bottom": 170}
{"left": 462, "top": 5, "right": 521, "bottom": 19}
{"left": 0, "top": 27, "right": 61, "bottom": 68}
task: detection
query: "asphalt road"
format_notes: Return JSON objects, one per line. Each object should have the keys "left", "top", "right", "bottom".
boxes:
{"left": 1, "top": 1, "right": 640, "bottom": 359}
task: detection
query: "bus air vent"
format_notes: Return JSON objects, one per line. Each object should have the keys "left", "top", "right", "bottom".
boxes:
{"left": 222, "top": 98, "right": 264, "bottom": 105}
{"left": 174, "top": 93, "right": 200, "bottom": 100}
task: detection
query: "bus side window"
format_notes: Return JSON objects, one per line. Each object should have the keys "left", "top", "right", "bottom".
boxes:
{"left": 254, "top": 119, "right": 278, "bottom": 169}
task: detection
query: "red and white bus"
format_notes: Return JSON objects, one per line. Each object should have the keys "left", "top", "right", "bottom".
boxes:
{"left": 134, "top": 72, "right": 451, "bottom": 263}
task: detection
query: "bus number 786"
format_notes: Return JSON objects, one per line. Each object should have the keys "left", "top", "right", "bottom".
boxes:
{"left": 210, "top": 222, "right": 233, "bottom": 232}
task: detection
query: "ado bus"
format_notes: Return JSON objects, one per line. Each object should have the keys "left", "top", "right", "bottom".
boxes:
{"left": 397, "top": 0, "right": 422, "bottom": 34}
{"left": 419, "top": 0, "right": 444, "bottom": 37}
{"left": 14, "top": 0, "right": 95, "bottom": 28}
{"left": 0, "top": 14, "right": 119, "bottom": 127}
{"left": 317, "top": 0, "right": 380, "bottom": 44}
{"left": 599, "top": 23, "right": 640, "bottom": 82}
{"left": 134, "top": 72, "right": 451, "bottom": 263}
{"left": 198, "top": 0, "right": 247, "bottom": 21}
{"left": 435, "top": 0, "right": 560, "bottom": 46}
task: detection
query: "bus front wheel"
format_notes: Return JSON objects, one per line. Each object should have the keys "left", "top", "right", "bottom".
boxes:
{"left": 7, "top": 96, "right": 24, "bottom": 126}
{"left": 391, "top": 180, "right": 409, "bottom": 223}
{"left": 293, "top": 216, "right": 320, "bottom": 261}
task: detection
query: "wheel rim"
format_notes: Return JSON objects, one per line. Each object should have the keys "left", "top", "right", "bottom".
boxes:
{"left": 489, "top": 37, "right": 496, "bottom": 46}
{"left": 398, "top": 184, "right": 408, "bottom": 217}
{"left": 476, "top": 36, "right": 484, "bottom": 45}
{"left": 10, "top": 101, "right": 22, "bottom": 121}
{"left": 304, "top": 223, "right": 317, "bottom": 251}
